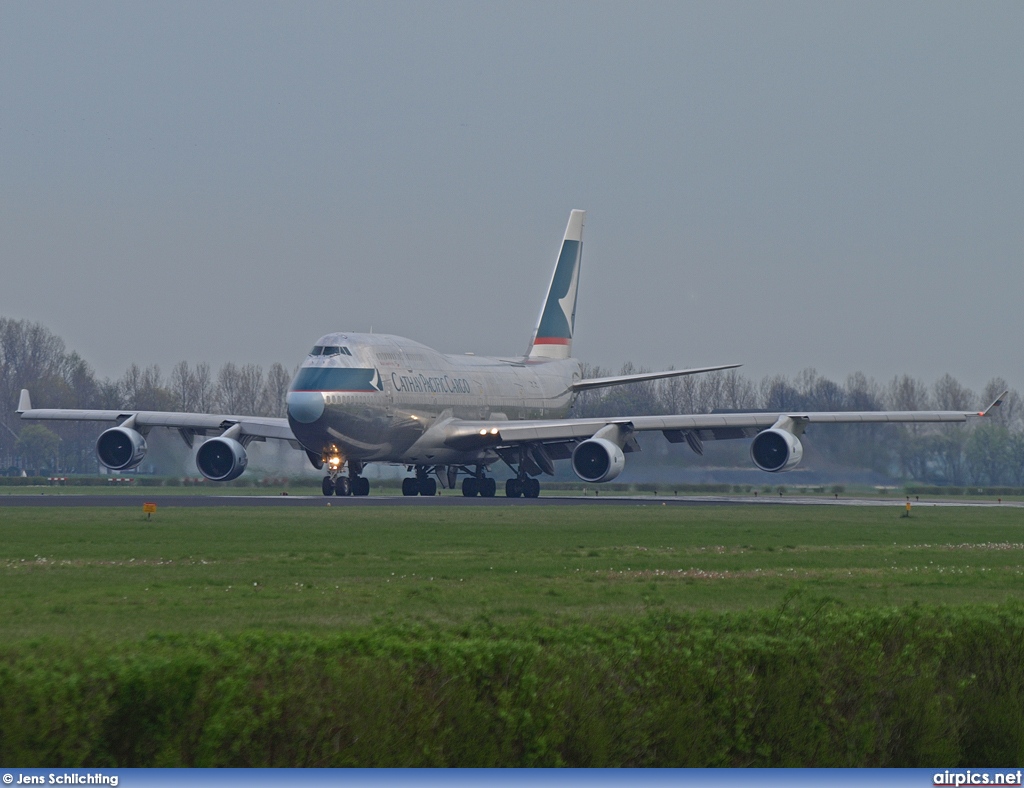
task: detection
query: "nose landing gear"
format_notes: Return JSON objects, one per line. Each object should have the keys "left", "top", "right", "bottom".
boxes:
{"left": 321, "top": 457, "right": 370, "bottom": 496}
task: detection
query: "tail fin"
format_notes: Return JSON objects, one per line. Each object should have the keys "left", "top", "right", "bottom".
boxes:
{"left": 528, "top": 209, "right": 585, "bottom": 360}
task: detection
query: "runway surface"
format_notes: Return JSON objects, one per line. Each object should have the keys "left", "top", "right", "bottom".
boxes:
{"left": 0, "top": 493, "right": 1020, "bottom": 508}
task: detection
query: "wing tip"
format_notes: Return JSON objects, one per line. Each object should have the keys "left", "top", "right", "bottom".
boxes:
{"left": 980, "top": 390, "right": 1009, "bottom": 417}
{"left": 16, "top": 389, "right": 31, "bottom": 414}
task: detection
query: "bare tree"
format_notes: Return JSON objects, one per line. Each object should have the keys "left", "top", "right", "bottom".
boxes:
{"left": 887, "top": 374, "right": 932, "bottom": 480}
{"left": 845, "top": 372, "right": 883, "bottom": 411}
{"left": 570, "top": 363, "right": 608, "bottom": 417}
{"left": 263, "top": 362, "right": 292, "bottom": 417}
{"left": 719, "top": 369, "right": 758, "bottom": 411}
{"left": 934, "top": 373, "right": 975, "bottom": 411}
{"left": 215, "top": 362, "right": 243, "bottom": 414}
{"left": 930, "top": 374, "right": 975, "bottom": 485}
{"left": 120, "top": 364, "right": 174, "bottom": 411}
{"left": 236, "top": 364, "right": 265, "bottom": 416}
{"left": 193, "top": 362, "right": 215, "bottom": 413}
{"left": 887, "top": 374, "right": 932, "bottom": 412}
{"left": 170, "top": 361, "right": 196, "bottom": 412}
{"left": 758, "top": 374, "right": 801, "bottom": 411}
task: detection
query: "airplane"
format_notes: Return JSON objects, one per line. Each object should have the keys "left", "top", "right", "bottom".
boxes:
{"left": 16, "top": 210, "right": 1006, "bottom": 498}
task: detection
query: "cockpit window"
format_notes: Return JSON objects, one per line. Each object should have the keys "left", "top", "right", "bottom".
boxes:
{"left": 308, "top": 345, "right": 352, "bottom": 357}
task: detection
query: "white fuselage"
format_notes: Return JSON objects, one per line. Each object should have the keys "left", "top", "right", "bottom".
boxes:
{"left": 286, "top": 332, "right": 582, "bottom": 466}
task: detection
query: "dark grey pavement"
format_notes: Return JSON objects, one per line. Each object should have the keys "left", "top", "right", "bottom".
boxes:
{"left": 0, "top": 494, "right": 1018, "bottom": 508}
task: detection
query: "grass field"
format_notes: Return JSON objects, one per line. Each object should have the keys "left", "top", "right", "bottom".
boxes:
{"left": 6, "top": 503, "right": 1024, "bottom": 766}
{"left": 2, "top": 503, "right": 1024, "bottom": 641}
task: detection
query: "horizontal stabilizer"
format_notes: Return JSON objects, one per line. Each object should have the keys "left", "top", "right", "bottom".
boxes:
{"left": 570, "top": 364, "right": 742, "bottom": 392}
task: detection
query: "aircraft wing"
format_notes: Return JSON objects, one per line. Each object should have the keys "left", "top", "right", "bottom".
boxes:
{"left": 16, "top": 390, "right": 295, "bottom": 443}
{"left": 443, "top": 393, "right": 1007, "bottom": 457}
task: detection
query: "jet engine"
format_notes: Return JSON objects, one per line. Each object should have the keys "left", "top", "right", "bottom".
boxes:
{"left": 571, "top": 438, "right": 626, "bottom": 483}
{"left": 96, "top": 427, "right": 147, "bottom": 471}
{"left": 196, "top": 436, "right": 248, "bottom": 482}
{"left": 750, "top": 428, "right": 804, "bottom": 472}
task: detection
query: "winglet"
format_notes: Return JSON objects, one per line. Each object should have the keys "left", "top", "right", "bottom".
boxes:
{"left": 16, "top": 389, "right": 31, "bottom": 415}
{"left": 979, "top": 390, "right": 1009, "bottom": 417}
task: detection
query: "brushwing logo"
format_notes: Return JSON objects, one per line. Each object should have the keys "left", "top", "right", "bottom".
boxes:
{"left": 557, "top": 249, "right": 581, "bottom": 338}
{"left": 534, "top": 238, "right": 581, "bottom": 345}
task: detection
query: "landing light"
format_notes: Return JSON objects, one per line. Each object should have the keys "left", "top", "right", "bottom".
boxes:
{"left": 490, "top": 428, "right": 498, "bottom": 435}
{"left": 479, "top": 429, "right": 487, "bottom": 436}
{"left": 328, "top": 456, "right": 342, "bottom": 468}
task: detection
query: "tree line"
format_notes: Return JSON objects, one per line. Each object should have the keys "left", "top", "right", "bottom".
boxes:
{"left": 573, "top": 364, "right": 1024, "bottom": 486}
{"left": 1, "top": 316, "right": 1021, "bottom": 484}
{"left": 0, "top": 318, "right": 292, "bottom": 474}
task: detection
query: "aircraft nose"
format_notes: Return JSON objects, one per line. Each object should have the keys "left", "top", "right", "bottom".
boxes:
{"left": 286, "top": 391, "right": 325, "bottom": 424}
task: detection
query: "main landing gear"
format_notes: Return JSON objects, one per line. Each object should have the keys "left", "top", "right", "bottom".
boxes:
{"left": 505, "top": 476, "right": 540, "bottom": 498}
{"left": 402, "top": 466, "right": 437, "bottom": 496}
{"left": 394, "top": 462, "right": 542, "bottom": 499}
{"left": 461, "top": 472, "right": 496, "bottom": 497}
{"left": 502, "top": 447, "right": 541, "bottom": 498}
{"left": 322, "top": 460, "right": 370, "bottom": 497}
{"left": 460, "top": 467, "right": 540, "bottom": 498}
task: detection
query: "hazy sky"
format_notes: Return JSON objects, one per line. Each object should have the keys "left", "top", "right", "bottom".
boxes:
{"left": 2, "top": 1, "right": 1021, "bottom": 399}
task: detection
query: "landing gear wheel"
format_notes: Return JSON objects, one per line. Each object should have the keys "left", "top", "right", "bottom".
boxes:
{"left": 352, "top": 477, "right": 370, "bottom": 496}
{"left": 420, "top": 478, "right": 437, "bottom": 496}
{"left": 462, "top": 478, "right": 479, "bottom": 497}
{"left": 334, "top": 477, "right": 350, "bottom": 496}
{"left": 322, "top": 477, "right": 335, "bottom": 496}
{"left": 524, "top": 478, "right": 541, "bottom": 498}
{"left": 481, "top": 477, "right": 496, "bottom": 497}
{"left": 505, "top": 479, "right": 522, "bottom": 498}
{"left": 402, "top": 477, "right": 418, "bottom": 496}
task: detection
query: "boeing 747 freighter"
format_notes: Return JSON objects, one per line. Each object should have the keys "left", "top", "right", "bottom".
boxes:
{"left": 17, "top": 211, "right": 1005, "bottom": 497}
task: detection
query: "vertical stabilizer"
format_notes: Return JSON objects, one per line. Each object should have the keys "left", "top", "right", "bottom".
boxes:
{"left": 528, "top": 209, "right": 585, "bottom": 359}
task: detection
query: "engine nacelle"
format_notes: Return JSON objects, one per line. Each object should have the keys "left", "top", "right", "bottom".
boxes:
{"left": 750, "top": 428, "right": 804, "bottom": 472}
{"left": 571, "top": 438, "right": 626, "bottom": 483}
{"left": 96, "top": 427, "right": 147, "bottom": 471}
{"left": 196, "top": 437, "right": 248, "bottom": 482}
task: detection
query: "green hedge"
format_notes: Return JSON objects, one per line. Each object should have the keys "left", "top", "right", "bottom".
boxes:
{"left": 0, "top": 476, "right": 137, "bottom": 487}
{"left": 549, "top": 482, "right": 734, "bottom": 494}
{"left": 905, "top": 485, "right": 1024, "bottom": 496}
{"left": 3, "top": 606, "right": 1024, "bottom": 766}
{"left": 0, "top": 476, "right": 324, "bottom": 488}
{"left": 0, "top": 476, "right": 56, "bottom": 486}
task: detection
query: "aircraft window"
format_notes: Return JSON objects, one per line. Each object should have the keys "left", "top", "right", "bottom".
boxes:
{"left": 309, "top": 345, "right": 352, "bottom": 357}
